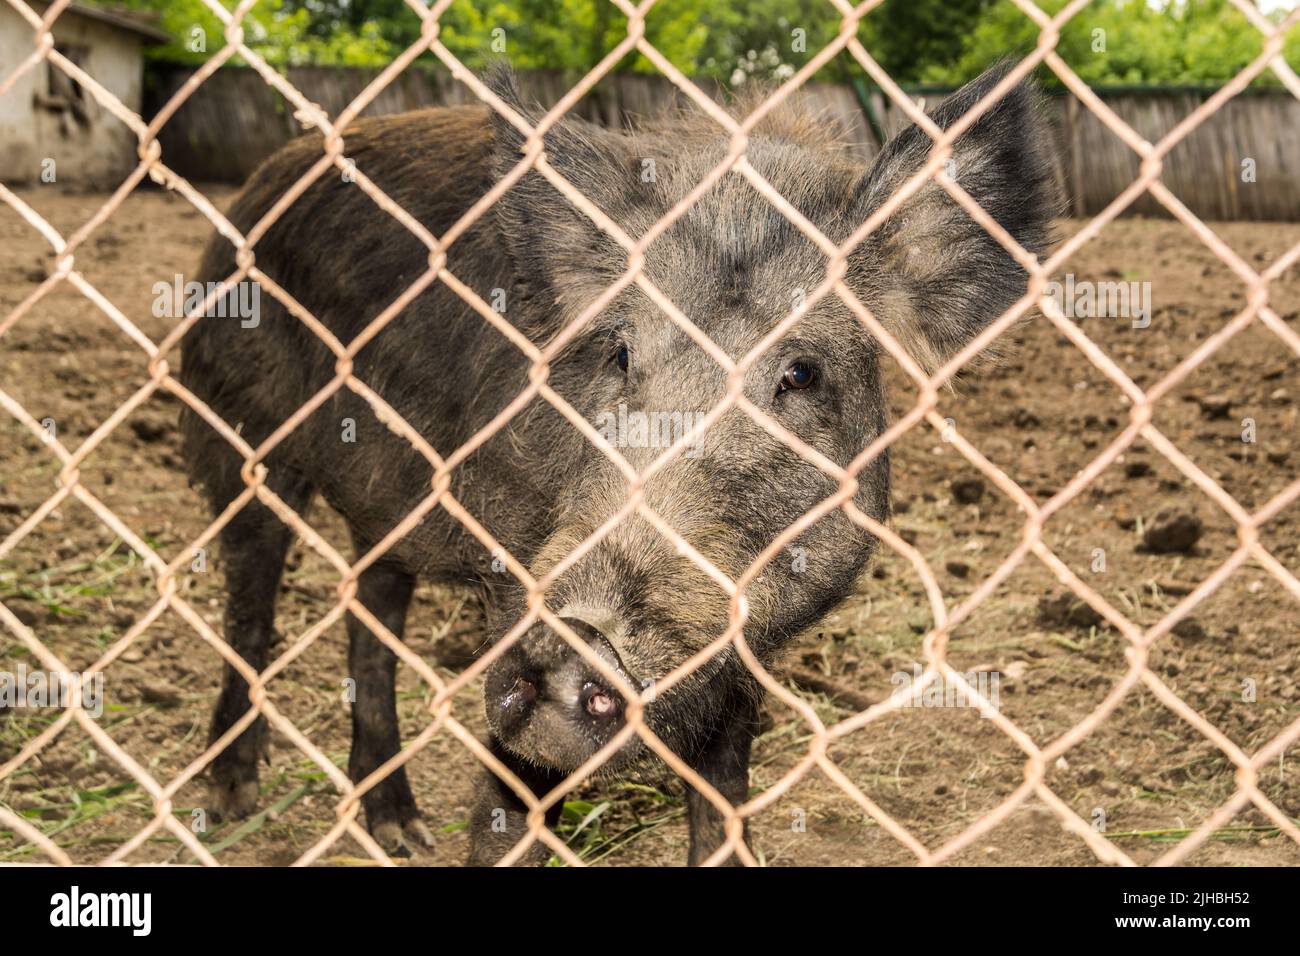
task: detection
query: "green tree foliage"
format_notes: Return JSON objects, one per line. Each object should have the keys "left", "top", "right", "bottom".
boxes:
{"left": 98, "top": 0, "right": 394, "bottom": 66}
{"left": 858, "top": 0, "right": 996, "bottom": 84}
{"left": 930, "top": 0, "right": 1300, "bottom": 88}
{"left": 94, "top": 0, "right": 1300, "bottom": 87}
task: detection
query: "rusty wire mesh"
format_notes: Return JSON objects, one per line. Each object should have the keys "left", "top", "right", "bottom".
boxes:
{"left": 2, "top": 0, "right": 1300, "bottom": 867}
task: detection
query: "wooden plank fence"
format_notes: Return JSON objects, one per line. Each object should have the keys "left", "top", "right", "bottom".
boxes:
{"left": 145, "top": 64, "right": 1300, "bottom": 221}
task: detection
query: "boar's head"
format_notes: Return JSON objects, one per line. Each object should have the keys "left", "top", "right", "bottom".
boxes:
{"left": 479, "top": 63, "right": 1058, "bottom": 775}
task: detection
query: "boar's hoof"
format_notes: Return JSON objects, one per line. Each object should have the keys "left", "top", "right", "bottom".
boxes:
{"left": 207, "top": 776, "right": 259, "bottom": 822}
{"left": 404, "top": 818, "right": 436, "bottom": 849}
{"left": 372, "top": 818, "right": 435, "bottom": 858}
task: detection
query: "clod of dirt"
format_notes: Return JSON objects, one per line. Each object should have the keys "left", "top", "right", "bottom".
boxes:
{"left": 22, "top": 258, "right": 47, "bottom": 283}
{"left": 951, "top": 477, "right": 986, "bottom": 505}
{"left": 1195, "top": 394, "right": 1232, "bottom": 419}
{"left": 1002, "top": 660, "right": 1029, "bottom": 680}
{"left": 37, "top": 753, "right": 77, "bottom": 773}
{"left": 1140, "top": 510, "right": 1203, "bottom": 554}
{"left": 788, "top": 666, "right": 876, "bottom": 712}
{"left": 1172, "top": 618, "right": 1207, "bottom": 641}
{"left": 139, "top": 681, "right": 182, "bottom": 708}
{"left": 945, "top": 560, "right": 970, "bottom": 578}
{"left": 1011, "top": 408, "right": 1040, "bottom": 429}
{"left": 7, "top": 600, "right": 42, "bottom": 626}
{"left": 1036, "top": 593, "right": 1103, "bottom": 631}
{"left": 129, "top": 417, "right": 171, "bottom": 444}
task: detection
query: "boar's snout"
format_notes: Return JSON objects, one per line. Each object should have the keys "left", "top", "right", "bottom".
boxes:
{"left": 485, "top": 616, "right": 636, "bottom": 771}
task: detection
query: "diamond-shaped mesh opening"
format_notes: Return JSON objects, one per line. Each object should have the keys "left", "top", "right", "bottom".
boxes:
{"left": 1, "top": 0, "right": 1298, "bottom": 866}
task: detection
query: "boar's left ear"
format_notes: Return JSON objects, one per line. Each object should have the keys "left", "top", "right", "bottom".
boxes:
{"left": 848, "top": 62, "right": 1061, "bottom": 373}
{"left": 483, "top": 62, "right": 637, "bottom": 317}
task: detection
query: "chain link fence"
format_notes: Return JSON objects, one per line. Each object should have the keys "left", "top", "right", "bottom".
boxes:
{"left": 1, "top": 0, "right": 1299, "bottom": 866}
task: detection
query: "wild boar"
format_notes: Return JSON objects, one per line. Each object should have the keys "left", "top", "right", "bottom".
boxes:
{"left": 179, "top": 61, "right": 1057, "bottom": 864}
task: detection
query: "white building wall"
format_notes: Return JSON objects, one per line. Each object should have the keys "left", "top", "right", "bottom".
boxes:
{"left": 0, "top": 5, "right": 40, "bottom": 179}
{"left": 0, "top": 6, "right": 148, "bottom": 187}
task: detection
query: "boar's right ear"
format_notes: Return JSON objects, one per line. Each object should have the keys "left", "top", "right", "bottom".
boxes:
{"left": 483, "top": 63, "right": 636, "bottom": 318}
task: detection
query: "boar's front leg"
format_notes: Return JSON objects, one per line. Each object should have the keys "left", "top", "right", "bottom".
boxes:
{"left": 207, "top": 476, "right": 314, "bottom": 822}
{"left": 685, "top": 696, "right": 760, "bottom": 866}
{"left": 466, "top": 739, "right": 565, "bottom": 866}
{"left": 346, "top": 560, "right": 432, "bottom": 857}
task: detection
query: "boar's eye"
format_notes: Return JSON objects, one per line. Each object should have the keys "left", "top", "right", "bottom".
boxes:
{"left": 778, "top": 361, "right": 815, "bottom": 394}
{"left": 615, "top": 345, "right": 629, "bottom": 373}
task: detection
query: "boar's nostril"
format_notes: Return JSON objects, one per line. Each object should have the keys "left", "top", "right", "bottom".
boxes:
{"left": 582, "top": 681, "right": 619, "bottom": 719}
{"left": 502, "top": 676, "right": 538, "bottom": 710}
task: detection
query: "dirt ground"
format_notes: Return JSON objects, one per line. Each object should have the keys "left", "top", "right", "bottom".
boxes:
{"left": 1, "top": 185, "right": 1298, "bottom": 867}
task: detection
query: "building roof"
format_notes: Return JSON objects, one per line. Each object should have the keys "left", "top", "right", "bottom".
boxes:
{"left": 33, "top": 2, "right": 172, "bottom": 45}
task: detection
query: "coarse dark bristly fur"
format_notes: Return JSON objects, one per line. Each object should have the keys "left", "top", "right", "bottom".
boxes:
{"left": 178, "top": 61, "right": 1059, "bottom": 865}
